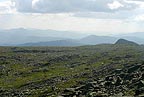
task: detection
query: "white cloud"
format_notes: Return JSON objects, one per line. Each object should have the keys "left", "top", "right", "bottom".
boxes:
{"left": 10, "top": 0, "right": 138, "bottom": 13}
{"left": 134, "top": 14, "right": 144, "bottom": 21}
{"left": 0, "top": 0, "right": 144, "bottom": 35}
{"left": 124, "top": 0, "right": 144, "bottom": 8}
{"left": 29, "top": 0, "right": 114, "bottom": 13}
{"left": 74, "top": 11, "right": 133, "bottom": 20}
{"left": 1, "top": 13, "right": 144, "bottom": 35}
{"left": 12, "top": 0, "right": 32, "bottom": 12}
{"left": 0, "top": 0, "right": 16, "bottom": 14}
{"left": 108, "top": 1, "right": 124, "bottom": 10}
{"left": 32, "top": 0, "right": 39, "bottom": 8}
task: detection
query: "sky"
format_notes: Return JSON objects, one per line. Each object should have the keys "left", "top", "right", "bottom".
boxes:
{"left": 0, "top": 0, "right": 144, "bottom": 35}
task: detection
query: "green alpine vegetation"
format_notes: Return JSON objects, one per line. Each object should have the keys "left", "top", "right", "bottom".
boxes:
{"left": 0, "top": 39, "right": 144, "bottom": 96}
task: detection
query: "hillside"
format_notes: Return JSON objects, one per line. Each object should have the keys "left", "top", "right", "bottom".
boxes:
{"left": 0, "top": 28, "right": 85, "bottom": 46}
{"left": 18, "top": 35, "right": 118, "bottom": 46}
{"left": 115, "top": 39, "right": 139, "bottom": 45}
{"left": 79, "top": 35, "right": 117, "bottom": 45}
{"left": 20, "top": 40, "right": 83, "bottom": 46}
{"left": 0, "top": 44, "right": 144, "bottom": 96}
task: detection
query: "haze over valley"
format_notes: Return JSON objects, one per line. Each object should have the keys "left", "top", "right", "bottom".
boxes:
{"left": 1, "top": 28, "right": 144, "bottom": 46}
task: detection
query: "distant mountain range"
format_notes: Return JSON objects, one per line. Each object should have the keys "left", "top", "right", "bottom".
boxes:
{"left": 79, "top": 35, "right": 118, "bottom": 45}
{"left": 20, "top": 40, "right": 83, "bottom": 47}
{"left": 0, "top": 28, "right": 144, "bottom": 46}
{"left": 0, "top": 28, "right": 86, "bottom": 46}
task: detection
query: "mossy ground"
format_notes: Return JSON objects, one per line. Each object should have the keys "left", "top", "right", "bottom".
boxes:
{"left": 0, "top": 44, "right": 144, "bottom": 96}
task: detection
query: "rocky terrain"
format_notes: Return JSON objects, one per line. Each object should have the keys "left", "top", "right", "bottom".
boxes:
{"left": 0, "top": 39, "right": 144, "bottom": 97}
{"left": 61, "top": 63, "right": 144, "bottom": 97}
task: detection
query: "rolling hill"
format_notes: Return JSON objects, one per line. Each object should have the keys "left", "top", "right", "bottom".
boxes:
{"left": 0, "top": 28, "right": 85, "bottom": 46}
{"left": 79, "top": 35, "right": 118, "bottom": 45}
{"left": 115, "top": 39, "right": 139, "bottom": 45}
{"left": 20, "top": 40, "right": 83, "bottom": 46}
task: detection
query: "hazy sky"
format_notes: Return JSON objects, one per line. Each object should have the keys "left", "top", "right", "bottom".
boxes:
{"left": 0, "top": 0, "right": 144, "bottom": 35}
